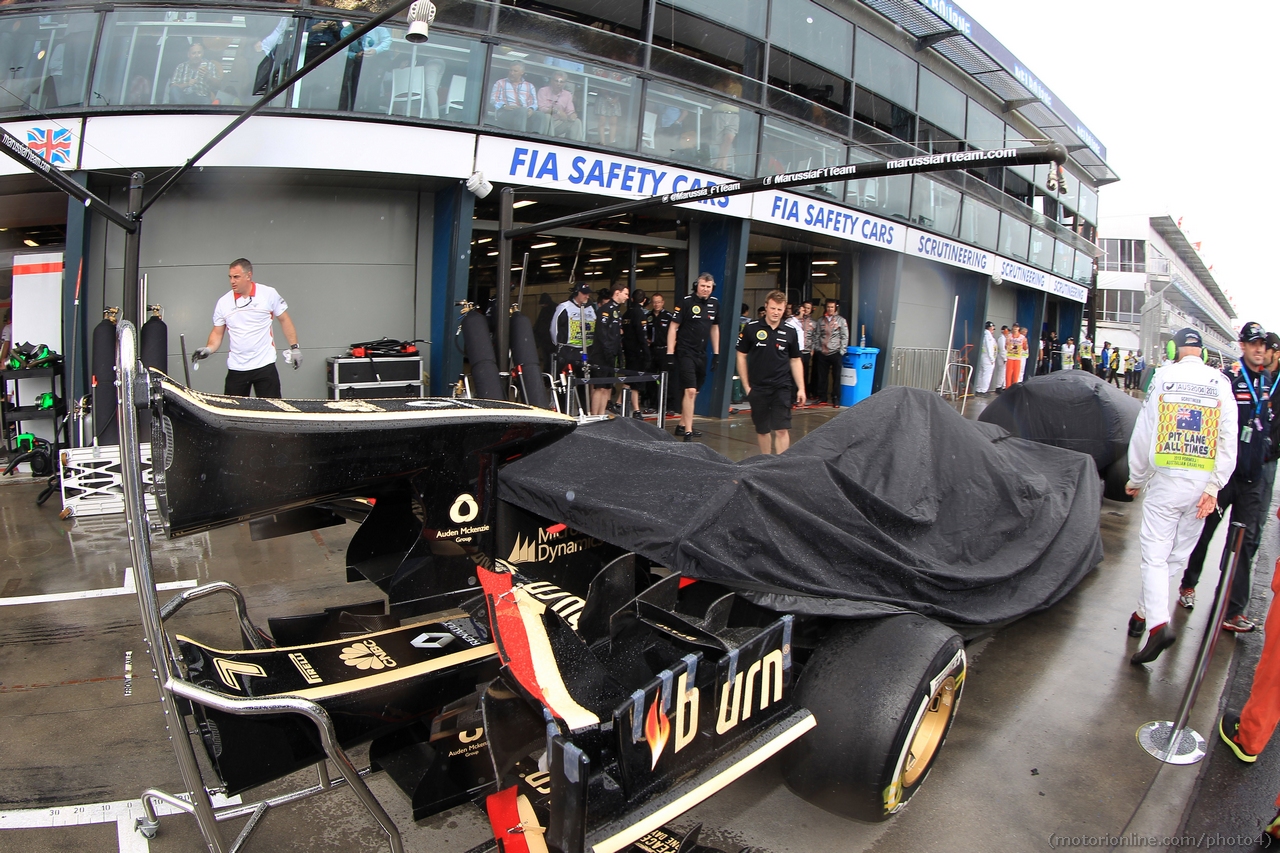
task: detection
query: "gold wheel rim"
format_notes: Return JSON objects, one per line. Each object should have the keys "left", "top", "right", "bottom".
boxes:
{"left": 901, "top": 675, "right": 957, "bottom": 788}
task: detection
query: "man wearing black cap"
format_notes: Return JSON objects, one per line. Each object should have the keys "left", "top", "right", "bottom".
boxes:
{"left": 550, "top": 282, "right": 596, "bottom": 410}
{"left": 1177, "top": 321, "right": 1275, "bottom": 634}
{"left": 976, "top": 321, "right": 996, "bottom": 394}
{"left": 1125, "top": 327, "right": 1238, "bottom": 664}
{"left": 1242, "top": 332, "right": 1280, "bottom": 574}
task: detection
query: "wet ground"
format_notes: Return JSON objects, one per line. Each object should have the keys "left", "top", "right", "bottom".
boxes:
{"left": 0, "top": 391, "right": 1276, "bottom": 853}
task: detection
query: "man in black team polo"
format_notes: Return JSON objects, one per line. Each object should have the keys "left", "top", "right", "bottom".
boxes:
{"left": 1177, "top": 321, "right": 1277, "bottom": 633}
{"left": 738, "top": 289, "right": 806, "bottom": 454}
{"left": 666, "top": 272, "right": 721, "bottom": 441}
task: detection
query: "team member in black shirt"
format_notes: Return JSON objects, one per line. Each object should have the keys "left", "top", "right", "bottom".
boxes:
{"left": 587, "top": 282, "right": 628, "bottom": 415}
{"left": 648, "top": 294, "right": 673, "bottom": 411}
{"left": 737, "top": 290, "right": 806, "bottom": 454}
{"left": 666, "top": 273, "right": 720, "bottom": 441}
{"left": 1178, "top": 321, "right": 1276, "bottom": 632}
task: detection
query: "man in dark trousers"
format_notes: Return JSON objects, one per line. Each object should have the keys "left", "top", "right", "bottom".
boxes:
{"left": 666, "top": 273, "right": 720, "bottom": 441}
{"left": 647, "top": 293, "right": 673, "bottom": 413}
{"left": 1177, "top": 321, "right": 1276, "bottom": 633}
{"left": 620, "top": 287, "right": 650, "bottom": 417}
{"left": 737, "top": 290, "right": 806, "bottom": 454}
{"left": 587, "top": 282, "right": 628, "bottom": 415}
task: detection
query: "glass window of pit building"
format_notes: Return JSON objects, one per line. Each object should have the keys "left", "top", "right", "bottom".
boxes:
{"left": 486, "top": 47, "right": 640, "bottom": 149}
{"left": 911, "top": 176, "right": 961, "bottom": 237}
{"left": 0, "top": 12, "right": 98, "bottom": 113}
{"left": 959, "top": 197, "right": 999, "bottom": 250}
{"left": 652, "top": 1, "right": 764, "bottom": 82}
{"left": 92, "top": 10, "right": 301, "bottom": 109}
{"left": 759, "top": 116, "right": 844, "bottom": 201}
{"left": 642, "top": 80, "right": 758, "bottom": 177}
{"left": 853, "top": 29, "right": 916, "bottom": 143}
{"left": 916, "top": 68, "right": 965, "bottom": 154}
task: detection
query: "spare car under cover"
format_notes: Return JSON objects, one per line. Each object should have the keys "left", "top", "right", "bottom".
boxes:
{"left": 977, "top": 369, "right": 1141, "bottom": 501}
{"left": 499, "top": 386, "right": 1103, "bottom": 629}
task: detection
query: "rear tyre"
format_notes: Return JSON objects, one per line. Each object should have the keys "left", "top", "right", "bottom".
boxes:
{"left": 1103, "top": 455, "right": 1134, "bottom": 502}
{"left": 783, "top": 614, "right": 965, "bottom": 822}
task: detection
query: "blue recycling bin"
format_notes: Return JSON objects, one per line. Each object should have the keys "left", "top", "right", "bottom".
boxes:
{"left": 840, "top": 346, "right": 879, "bottom": 407}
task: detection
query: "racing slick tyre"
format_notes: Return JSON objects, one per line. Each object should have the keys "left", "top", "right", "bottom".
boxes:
{"left": 783, "top": 614, "right": 965, "bottom": 822}
{"left": 1103, "top": 455, "right": 1134, "bottom": 503}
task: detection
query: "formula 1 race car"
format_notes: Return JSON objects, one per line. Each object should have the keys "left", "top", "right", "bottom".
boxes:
{"left": 124, "top": 327, "right": 1100, "bottom": 853}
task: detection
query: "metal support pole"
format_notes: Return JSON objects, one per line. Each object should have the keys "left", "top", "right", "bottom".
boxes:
{"left": 118, "top": 322, "right": 228, "bottom": 853}
{"left": 1137, "top": 521, "right": 1247, "bottom": 764}
{"left": 496, "top": 187, "right": 513, "bottom": 375}
{"left": 122, "top": 172, "right": 144, "bottom": 325}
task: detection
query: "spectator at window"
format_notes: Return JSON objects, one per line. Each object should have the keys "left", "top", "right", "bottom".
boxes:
{"left": 338, "top": 22, "right": 391, "bottom": 112}
{"left": 537, "top": 72, "right": 581, "bottom": 139}
{"left": 168, "top": 42, "right": 219, "bottom": 105}
{"left": 491, "top": 61, "right": 542, "bottom": 132}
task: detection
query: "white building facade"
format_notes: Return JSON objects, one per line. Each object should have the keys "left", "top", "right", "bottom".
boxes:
{"left": 1095, "top": 215, "right": 1236, "bottom": 365}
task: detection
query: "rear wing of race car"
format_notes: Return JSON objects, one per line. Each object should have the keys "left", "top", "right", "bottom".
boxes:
{"left": 136, "top": 363, "right": 814, "bottom": 853}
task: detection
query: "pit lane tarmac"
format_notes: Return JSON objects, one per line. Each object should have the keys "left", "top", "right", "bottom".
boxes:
{"left": 0, "top": 398, "right": 1273, "bottom": 853}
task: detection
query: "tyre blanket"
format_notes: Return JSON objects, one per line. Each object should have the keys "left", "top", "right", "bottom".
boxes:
{"left": 498, "top": 386, "right": 1102, "bottom": 626}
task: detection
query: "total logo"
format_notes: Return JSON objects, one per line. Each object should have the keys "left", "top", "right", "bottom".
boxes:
{"left": 340, "top": 639, "right": 397, "bottom": 670}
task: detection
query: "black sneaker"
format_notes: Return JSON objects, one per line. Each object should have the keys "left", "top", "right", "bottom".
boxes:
{"left": 1219, "top": 713, "right": 1258, "bottom": 763}
{"left": 683, "top": 432, "right": 696, "bottom": 442}
{"left": 674, "top": 426, "right": 702, "bottom": 438}
{"left": 1130, "top": 624, "right": 1175, "bottom": 665}
{"left": 631, "top": 410, "right": 644, "bottom": 419}
{"left": 1127, "top": 612, "right": 1146, "bottom": 638}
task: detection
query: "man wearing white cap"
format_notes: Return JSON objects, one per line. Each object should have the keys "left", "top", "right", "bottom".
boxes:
{"left": 1124, "top": 327, "right": 1237, "bottom": 665}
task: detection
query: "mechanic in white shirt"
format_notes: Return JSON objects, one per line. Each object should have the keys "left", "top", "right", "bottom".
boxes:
{"left": 192, "top": 258, "right": 300, "bottom": 398}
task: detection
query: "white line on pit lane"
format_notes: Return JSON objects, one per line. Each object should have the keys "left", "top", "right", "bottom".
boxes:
{"left": 0, "top": 793, "right": 241, "bottom": 851}
{"left": 0, "top": 574, "right": 197, "bottom": 607}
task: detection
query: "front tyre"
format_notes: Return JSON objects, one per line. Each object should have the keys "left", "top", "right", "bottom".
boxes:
{"left": 783, "top": 614, "right": 965, "bottom": 822}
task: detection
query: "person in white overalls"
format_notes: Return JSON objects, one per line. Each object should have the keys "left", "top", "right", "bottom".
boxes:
{"left": 1124, "top": 327, "right": 1238, "bottom": 664}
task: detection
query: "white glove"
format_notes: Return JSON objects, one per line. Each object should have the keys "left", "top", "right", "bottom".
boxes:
{"left": 191, "top": 346, "right": 212, "bottom": 363}
{"left": 284, "top": 346, "right": 303, "bottom": 370}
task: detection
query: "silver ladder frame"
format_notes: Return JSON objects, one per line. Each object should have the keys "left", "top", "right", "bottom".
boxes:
{"left": 116, "top": 322, "right": 404, "bottom": 853}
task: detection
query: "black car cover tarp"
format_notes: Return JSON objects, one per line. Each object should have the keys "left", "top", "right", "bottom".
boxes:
{"left": 977, "top": 370, "right": 1140, "bottom": 471}
{"left": 498, "top": 387, "right": 1102, "bottom": 626}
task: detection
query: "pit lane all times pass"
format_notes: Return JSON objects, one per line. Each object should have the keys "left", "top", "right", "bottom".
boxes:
{"left": 1154, "top": 394, "right": 1221, "bottom": 472}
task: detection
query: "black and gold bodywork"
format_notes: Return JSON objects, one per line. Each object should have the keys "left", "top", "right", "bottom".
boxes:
{"left": 148, "top": 372, "right": 815, "bottom": 853}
